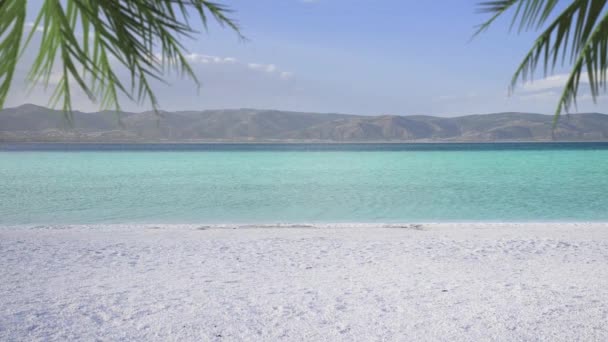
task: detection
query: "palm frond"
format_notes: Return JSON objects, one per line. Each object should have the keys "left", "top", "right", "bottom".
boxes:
{"left": 474, "top": 0, "right": 560, "bottom": 36}
{"left": 555, "top": 11, "right": 608, "bottom": 122}
{"left": 477, "top": 0, "right": 608, "bottom": 124}
{"left": 474, "top": 0, "right": 518, "bottom": 36}
{"left": 0, "top": 0, "right": 27, "bottom": 109}
{"left": 0, "top": 0, "right": 243, "bottom": 119}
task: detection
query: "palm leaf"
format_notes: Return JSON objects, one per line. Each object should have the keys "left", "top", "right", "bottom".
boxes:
{"left": 477, "top": 0, "right": 608, "bottom": 125}
{"left": 0, "top": 0, "right": 243, "bottom": 120}
{"left": 0, "top": 0, "right": 26, "bottom": 108}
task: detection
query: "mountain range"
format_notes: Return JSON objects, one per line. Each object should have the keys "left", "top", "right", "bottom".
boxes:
{"left": 2, "top": 104, "right": 608, "bottom": 142}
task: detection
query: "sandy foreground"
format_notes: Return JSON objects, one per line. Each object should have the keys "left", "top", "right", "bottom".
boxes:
{"left": 1, "top": 223, "right": 608, "bottom": 341}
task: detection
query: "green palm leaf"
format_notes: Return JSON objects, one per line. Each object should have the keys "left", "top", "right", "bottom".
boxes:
{"left": 0, "top": 0, "right": 242, "bottom": 122}
{"left": 477, "top": 0, "right": 608, "bottom": 124}
{"left": 0, "top": 0, "right": 27, "bottom": 109}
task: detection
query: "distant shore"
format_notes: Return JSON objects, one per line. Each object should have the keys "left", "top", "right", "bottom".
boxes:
{"left": 2, "top": 222, "right": 608, "bottom": 341}
{"left": 3, "top": 104, "right": 608, "bottom": 142}
{"left": 3, "top": 140, "right": 608, "bottom": 144}
{"left": 3, "top": 141, "right": 608, "bottom": 153}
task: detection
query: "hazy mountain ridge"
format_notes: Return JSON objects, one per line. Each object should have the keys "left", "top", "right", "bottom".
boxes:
{"left": 2, "top": 104, "right": 608, "bottom": 142}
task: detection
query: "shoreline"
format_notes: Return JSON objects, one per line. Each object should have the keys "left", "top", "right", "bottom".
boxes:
{"left": 3, "top": 221, "right": 608, "bottom": 230}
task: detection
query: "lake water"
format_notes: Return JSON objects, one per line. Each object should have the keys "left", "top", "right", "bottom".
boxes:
{"left": 1, "top": 143, "right": 608, "bottom": 224}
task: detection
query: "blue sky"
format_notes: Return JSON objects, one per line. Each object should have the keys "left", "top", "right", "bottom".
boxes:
{"left": 8, "top": 0, "right": 608, "bottom": 116}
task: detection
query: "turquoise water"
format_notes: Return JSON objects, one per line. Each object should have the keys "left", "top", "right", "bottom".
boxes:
{"left": 1, "top": 143, "right": 608, "bottom": 224}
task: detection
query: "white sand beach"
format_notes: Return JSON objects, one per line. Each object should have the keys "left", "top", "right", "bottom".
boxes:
{"left": 2, "top": 223, "right": 608, "bottom": 341}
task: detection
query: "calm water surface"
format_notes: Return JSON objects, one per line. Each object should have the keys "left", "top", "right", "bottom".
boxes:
{"left": 1, "top": 143, "right": 608, "bottom": 224}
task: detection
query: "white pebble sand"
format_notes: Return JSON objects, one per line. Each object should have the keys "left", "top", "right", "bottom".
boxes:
{"left": 1, "top": 223, "right": 608, "bottom": 341}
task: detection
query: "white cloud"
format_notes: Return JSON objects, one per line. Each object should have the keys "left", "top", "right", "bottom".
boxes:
{"left": 280, "top": 71, "right": 294, "bottom": 80}
{"left": 265, "top": 64, "right": 277, "bottom": 73}
{"left": 103, "top": 49, "right": 292, "bottom": 80}
{"left": 185, "top": 53, "right": 237, "bottom": 64}
{"left": 248, "top": 63, "right": 279, "bottom": 73}
{"left": 521, "top": 73, "right": 589, "bottom": 92}
{"left": 515, "top": 72, "right": 607, "bottom": 105}
{"left": 517, "top": 90, "right": 558, "bottom": 101}
{"left": 184, "top": 55, "right": 294, "bottom": 81}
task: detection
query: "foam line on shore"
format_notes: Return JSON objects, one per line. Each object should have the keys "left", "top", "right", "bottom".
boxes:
{"left": 3, "top": 221, "right": 608, "bottom": 231}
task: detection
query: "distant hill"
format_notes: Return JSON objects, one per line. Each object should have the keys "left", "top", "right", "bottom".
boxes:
{"left": 2, "top": 104, "right": 608, "bottom": 142}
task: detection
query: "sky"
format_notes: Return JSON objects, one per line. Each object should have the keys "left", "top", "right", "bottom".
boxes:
{"left": 6, "top": 0, "right": 608, "bottom": 116}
